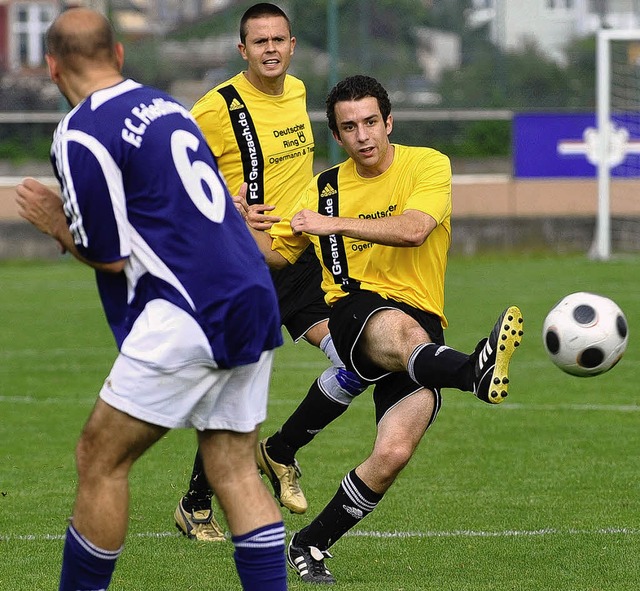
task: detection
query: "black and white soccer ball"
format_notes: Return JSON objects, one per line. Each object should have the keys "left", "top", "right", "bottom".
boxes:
{"left": 542, "top": 292, "right": 628, "bottom": 377}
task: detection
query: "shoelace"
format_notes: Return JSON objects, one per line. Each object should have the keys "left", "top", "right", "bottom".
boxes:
{"left": 285, "top": 461, "right": 303, "bottom": 493}
{"left": 308, "top": 546, "right": 333, "bottom": 575}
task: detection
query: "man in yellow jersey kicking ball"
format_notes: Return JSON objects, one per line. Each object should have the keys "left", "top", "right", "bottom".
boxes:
{"left": 173, "top": 3, "right": 367, "bottom": 542}
{"left": 239, "top": 74, "right": 524, "bottom": 584}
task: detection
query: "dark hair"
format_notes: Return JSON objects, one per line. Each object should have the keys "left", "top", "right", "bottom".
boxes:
{"left": 239, "top": 3, "right": 291, "bottom": 44}
{"left": 326, "top": 75, "right": 392, "bottom": 135}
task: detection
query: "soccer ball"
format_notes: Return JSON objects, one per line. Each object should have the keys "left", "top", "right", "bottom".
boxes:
{"left": 542, "top": 292, "right": 629, "bottom": 377}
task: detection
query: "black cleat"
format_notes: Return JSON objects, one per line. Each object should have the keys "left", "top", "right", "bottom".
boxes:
{"left": 287, "top": 533, "right": 336, "bottom": 584}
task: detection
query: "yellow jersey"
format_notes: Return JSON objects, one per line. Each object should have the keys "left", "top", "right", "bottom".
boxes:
{"left": 191, "top": 72, "right": 314, "bottom": 222}
{"left": 270, "top": 144, "right": 452, "bottom": 325}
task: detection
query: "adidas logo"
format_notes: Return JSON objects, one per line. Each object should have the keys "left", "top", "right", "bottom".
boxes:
{"left": 342, "top": 504, "right": 364, "bottom": 519}
{"left": 479, "top": 341, "right": 493, "bottom": 367}
{"left": 229, "top": 98, "right": 244, "bottom": 110}
{"left": 320, "top": 183, "right": 337, "bottom": 198}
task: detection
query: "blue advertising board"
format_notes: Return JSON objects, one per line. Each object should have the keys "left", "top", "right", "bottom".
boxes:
{"left": 513, "top": 113, "right": 640, "bottom": 178}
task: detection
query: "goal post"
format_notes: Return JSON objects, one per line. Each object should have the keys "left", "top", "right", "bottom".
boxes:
{"left": 593, "top": 28, "right": 640, "bottom": 260}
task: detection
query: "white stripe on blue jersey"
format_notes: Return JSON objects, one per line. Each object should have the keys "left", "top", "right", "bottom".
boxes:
{"left": 51, "top": 79, "right": 282, "bottom": 368}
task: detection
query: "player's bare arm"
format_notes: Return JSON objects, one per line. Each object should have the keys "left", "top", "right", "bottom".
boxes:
{"left": 291, "top": 207, "right": 436, "bottom": 247}
{"left": 247, "top": 224, "right": 290, "bottom": 269}
{"left": 16, "top": 177, "right": 126, "bottom": 274}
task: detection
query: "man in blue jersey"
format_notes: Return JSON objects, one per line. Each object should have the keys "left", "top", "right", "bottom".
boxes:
{"left": 15, "top": 8, "right": 287, "bottom": 591}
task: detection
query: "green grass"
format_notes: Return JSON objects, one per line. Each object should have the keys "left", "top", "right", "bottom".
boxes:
{"left": 1, "top": 253, "right": 639, "bottom": 590}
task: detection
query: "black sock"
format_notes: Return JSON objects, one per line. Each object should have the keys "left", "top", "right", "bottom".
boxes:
{"left": 181, "top": 449, "right": 213, "bottom": 511}
{"left": 407, "top": 343, "right": 473, "bottom": 391}
{"left": 296, "top": 469, "right": 383, "bottom": 550}
{"left": 266, "top": 380, "right": 348, "bottom": 464}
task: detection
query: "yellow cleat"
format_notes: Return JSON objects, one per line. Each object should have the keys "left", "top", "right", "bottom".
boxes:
{"left": 472, "top": 305, "right": 524, "bottom": 404}
{"left": 256, "top": 438, "right": 308, "bottom": 514}
{"left": 174, "top": 499, "right": 225, "bottom": 542}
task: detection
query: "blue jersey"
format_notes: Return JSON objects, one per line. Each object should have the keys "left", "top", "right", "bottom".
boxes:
{"left": 51, "top": 79, "right": 282, "bottom": 369}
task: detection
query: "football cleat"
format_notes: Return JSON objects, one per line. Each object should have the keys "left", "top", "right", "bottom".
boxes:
{"left": 174, "top": 499, "right": 225, "bottom": 542}
{"left": 256, "top": 438, "right": 308, "bottom": 514}
{"left": 287, "top": 534, "right": 336, "bottom": 584}
{"left": 472, "top": 306, "right": 524, "bottom": 404}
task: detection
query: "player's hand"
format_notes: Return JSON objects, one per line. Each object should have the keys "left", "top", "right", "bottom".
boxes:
{"left": 232, "top": 182, "right": 250, "bottom": 219}
{"left": 291, "top": 209, "right": 333, "bottom": 236}
{"left": 246, "top": 203, "right": 281, "bottom": 231}
{"left": 15, "top": 178, "right": 68, "bottom": 253}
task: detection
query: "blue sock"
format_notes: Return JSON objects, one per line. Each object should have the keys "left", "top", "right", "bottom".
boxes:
{"left": 232, "top": 522, "right": 287, "bottom": 591}
{"left": 59, "top": 524, "right": 121, "bottom": 591}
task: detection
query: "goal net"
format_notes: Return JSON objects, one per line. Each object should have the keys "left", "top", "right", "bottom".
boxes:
{"left": 593, "top": 29, "right": 640, "bottom": 260}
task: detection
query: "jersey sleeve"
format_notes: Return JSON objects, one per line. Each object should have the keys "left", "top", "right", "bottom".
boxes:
{"left": 191, "top": 92, "right": 226, "bottom": 158}
{"left": 404, "top": 150, "right": 452, "bottom": 225}
{"left": 54, "top": 129, "right": 130, "bottom": 264}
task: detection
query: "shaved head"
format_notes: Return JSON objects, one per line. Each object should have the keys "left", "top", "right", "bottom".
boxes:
{"left": 44, "top": 8, "right": 124, "bottom": 106}
{"left": 46, "top": 8, "right": 118, "bottom": 72}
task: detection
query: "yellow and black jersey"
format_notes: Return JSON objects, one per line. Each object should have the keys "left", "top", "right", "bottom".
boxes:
{"left": 191, "top": 72, "right": 314, "bottom": 227}
{"left": 270, "top": 144, "right": 452, "bottom": 325}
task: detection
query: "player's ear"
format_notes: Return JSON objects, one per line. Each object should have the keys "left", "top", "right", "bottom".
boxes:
{"left": 45, "top": 54, "right": 59, "bottom": 83}
{"left": 115, "top": 42, "right": 125, "bottom": 70}
{"left": 238, "top": 43, "right": 247, "bottom": 61}
{"left": 290, "top": 36, "right": 296, "bottom": 54}
{"left": 385, "top": 114, "right": 393, "bottom": 136}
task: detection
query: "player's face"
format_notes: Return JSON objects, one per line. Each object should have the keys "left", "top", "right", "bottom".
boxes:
{"left": 332, "top": 97, "right": 394, "bottom": 178}
{"left": 239, "top": 16, "right": 295, "bottom": 88}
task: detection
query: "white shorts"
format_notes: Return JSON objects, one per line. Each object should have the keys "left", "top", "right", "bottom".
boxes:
{"left": 99, "top": 350, "right": 274, "bottom": 432}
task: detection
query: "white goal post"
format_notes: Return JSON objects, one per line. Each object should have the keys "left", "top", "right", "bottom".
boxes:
{"left": 594, "top": 28, "right": 640, "bottom": 260}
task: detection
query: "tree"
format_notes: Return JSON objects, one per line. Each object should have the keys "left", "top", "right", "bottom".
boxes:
{"left": 437, "top": 39, "right": 587, "bottom": 110}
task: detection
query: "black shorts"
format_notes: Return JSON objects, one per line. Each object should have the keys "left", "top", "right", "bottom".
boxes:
{"left": 329, "top": 291, "right": 443, "bottom": 424}
{"left": 270, "top": 246, "right": 329, "bottom": 341}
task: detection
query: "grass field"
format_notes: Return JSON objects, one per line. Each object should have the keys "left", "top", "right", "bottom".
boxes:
{"left": 1, "top": 253, "right": 639, "bottom": 590}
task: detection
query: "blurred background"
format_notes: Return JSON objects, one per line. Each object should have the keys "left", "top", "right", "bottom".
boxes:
{"left": 1, "top": 0, "right": 640, "bottom": 258}
{"left": 0, "top": 0, "right": 623, "bottom": 164}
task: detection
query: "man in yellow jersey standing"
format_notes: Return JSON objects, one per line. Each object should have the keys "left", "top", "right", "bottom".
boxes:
{"left": 240, "top": 74, "right": 524, "bottom": 583}
{"left": 174, "top": 3, "right": 366, "bottom": 541}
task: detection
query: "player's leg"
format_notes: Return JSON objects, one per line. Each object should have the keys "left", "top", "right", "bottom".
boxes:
{"left": 198, "top": 428, "right": 281, "bottom": 531}
{"left": 330, "top": 292, "right": 523, "bottom": 404}
{"left": 59, "top": 398, "right": 167, "bottom": 591}
{"left": 174, "top": 448, "right": 225, "bottom": 541}
{"left": 404, "top": 306, "right": 524, "bottom": 404}
{"left": 288, "top": 380, "right": 439, "bottom": 584}
{"left": 196, "top": 351, "right": 287, "bottom": 591}
{"left": 258, "top": 320, "right": 367, "bottom": 514}
{"left": 260, "top": 251, "right": 368, "bottom": 513}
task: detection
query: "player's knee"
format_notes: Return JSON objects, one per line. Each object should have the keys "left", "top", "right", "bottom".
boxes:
{"left": 75, "top": 437, "right": 123, "bottom": 481}
{"left": 75, "top": 438, "right": 93, "bottom": 477}
{"left": 374, "top": 442, "right": 412, "bottom": 475}
{"left": 318, "top": 366, "right": 366, "bottom": 405}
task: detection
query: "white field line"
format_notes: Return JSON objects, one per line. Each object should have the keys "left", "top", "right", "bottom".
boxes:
{"left": 2, "top": 395, "right": 639, "bottom": 413}
{"left": 2, "top": 526, "right": 639, "bottom": 543}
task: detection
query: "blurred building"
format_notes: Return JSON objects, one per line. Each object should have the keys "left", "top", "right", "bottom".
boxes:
{"left": 2, "top": 1, "right": 639, "bottom": 85}
{"left": 467, "top": 0, "right": 640, "bottom": 65}
{"left": 0, "top": 1, "right": 56, "bottom": 73}
{"left": 0, "top": 0, "right": 230, "bottom": 74}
